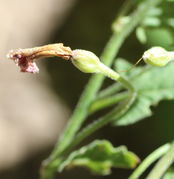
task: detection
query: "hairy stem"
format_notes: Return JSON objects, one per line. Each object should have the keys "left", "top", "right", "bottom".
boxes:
{"left": 128, "top": 143, "right": 170, "bottom": 179}
{"left": 97, "top": 83, "right": 123, "bottom": 99}
{"left": 61, "top": 91, "right": 136, "bottom": 158}
{"left": 146, "top": 142, "right": 174, "bottom": 179}
{"left": 57, "top": 62, "right": 137, "bottom": 155}
{"left": 97, "top": 65, "right": 151, "bottom": 99}
{"left": 89, "top": 92, "right": 129, "bottom": 114}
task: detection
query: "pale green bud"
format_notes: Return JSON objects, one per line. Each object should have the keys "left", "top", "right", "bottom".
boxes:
{"left": 142, "top": 47, "right": 172, "bottom": 67}
{"left": 71, "top": 49, "right": 121, "bottom": 82}
{"left": 72, "top": 49, "right": 102, "bottom": 73}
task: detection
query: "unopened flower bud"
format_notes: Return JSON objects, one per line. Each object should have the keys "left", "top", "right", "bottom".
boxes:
{"left": 72, "top": 50, "right": 102, "bottom": 73}
{"left": 142, "top": 47, "right": 172, "bottom": 67}
{"left": 71, "top": 49, "right": 121, "bottom": 82}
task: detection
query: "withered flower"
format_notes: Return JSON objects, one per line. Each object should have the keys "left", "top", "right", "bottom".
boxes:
{"left": 7, "top": 43, "right": 72, "bottom": 73}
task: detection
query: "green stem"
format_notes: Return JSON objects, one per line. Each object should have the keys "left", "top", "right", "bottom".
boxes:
{"left": 89, "top": 92, "right": 129, "bottom": 114}
{"left": 54, "top": 58, "right": 136, "bottom": 173}
{"left": 41, "top": 0, "right": 163, "bottom": 178}
{"left": 146, "top": 142, "right": 174, "bottom": 179}
{"left": 97, "top": 64, "right": 151, "bottom": 99}
{"left": 90, "top": 65, "right": 152, "bottom": 115}
{"left": 111, "top": 0, "right": 133, "bottom": 32}
{"left": 128, "top": 143, "right": 171, "bottom": 179}
{"left": 61, "top": 91, "right": 136, "bottom": 157}
{"left": 41, "top": 75, "right": 135, "bottom": 179}
{"left": 58, "top": 63, "right": 136, "bottom": 154}
{"left": 98, "top": 62, "right": 134, "bottom": 92}
{"left": 116, "top": 0, "right": 133, "bottom": 17}
{"left": 97, "top": 83, "right": 123, "bottom": 99}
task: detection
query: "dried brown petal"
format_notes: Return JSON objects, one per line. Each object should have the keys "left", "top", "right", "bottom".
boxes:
{"left": 7, "top": 43, "right": 72, "bottom": 73}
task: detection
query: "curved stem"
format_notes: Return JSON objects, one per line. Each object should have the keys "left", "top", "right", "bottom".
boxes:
{"left": 97, "top": 65, "right": 152, "bottom": 99}
{"left": 89, "top": 92, "right": 129, "bottom": 114}
{"left": 146, "top": 142, "right": 174, "bottom": 179}
{"left": 61, "top": 91, "right": 136, "bottom": 157}
{"left": 90, "top": 65, "right": 153, "bottom": 118}
{"left": 97, "top": 83, "right": 123, "bottom": 99}
{"left": 58, "top": 61, "right": 137, "bottom": 155}
{"left": 98, "top": 62, "right": 134, "bottom": 92}
{"left": 128, "top": 143, "right": 170, "bottom": 179}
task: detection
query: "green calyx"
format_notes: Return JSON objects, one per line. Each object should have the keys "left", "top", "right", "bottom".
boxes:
{"left": 71, "top": 49, "right": 121, "bottom": 82}
{"left": 142, "top": 47, "right": 173, "bottom": 67}
{"left": 72, "top": 49, "right": 102, "bottom": 73}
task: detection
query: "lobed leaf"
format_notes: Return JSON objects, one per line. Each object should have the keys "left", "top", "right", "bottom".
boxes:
{"left": 113, "top": 59, "right": 174, "bottom": 126}
{"left": 135, "top": 1, "right": 174, "bottom": 49}
{"left": 58, "top": 140, "right": 139, "bottom": 175}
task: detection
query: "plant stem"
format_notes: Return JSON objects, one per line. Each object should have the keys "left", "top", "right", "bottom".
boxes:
{"left": 89, "top": 92, "right": 129, "bottom": 114}
{"left": 128, "top": 143, "right": 170, "bottom": 179}
{"left": 41, "top": 0, "right": 163, "bottom": 178}
{"left": 45, "top": 56, "right": 137, "bottom": 179}
{"left": 97, "top": 65, "right": 152, "bottom": 99}
{"left": 117, "top": 0, "right": 133, "bottom": 18}
{"left": 146, "top": 142, "right": 174, "bottom": 179}
{"left": 57, "top": 63, "right": 137, "bottom": 154}
{"left": 97, "top": 83, "right": 123, "bottom": 99}
{"left": 61, "top": 91, "right": 137, "bottom": 158}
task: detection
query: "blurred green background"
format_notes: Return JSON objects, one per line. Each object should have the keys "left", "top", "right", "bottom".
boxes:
{"left": 1, "top": 0, "right": 174, "bottom": 179}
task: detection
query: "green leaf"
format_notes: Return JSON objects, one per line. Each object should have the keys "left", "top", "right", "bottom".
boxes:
{"left": 113, "top": 59, "right": 174, "bottom": 126}
{"left": 135, "top": 1, "right": 174, "bottom": 49}
{"left": 163, "top": 168, "right": 174, "bottom": 179}
{"left": 145, "top": 28, "right": 174, "bottom": 49}
{"left": 58, "top": 140, "right": 139, "bottom": 175}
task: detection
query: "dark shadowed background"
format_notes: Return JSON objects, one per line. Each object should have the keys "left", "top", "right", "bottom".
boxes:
{"left": 0, "top": 0, "right": 174, "bottom": 179}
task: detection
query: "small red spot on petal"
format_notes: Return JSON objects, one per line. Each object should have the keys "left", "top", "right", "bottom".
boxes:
{"left": 7, "top": 50, "right": 39, "bottom": 73}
